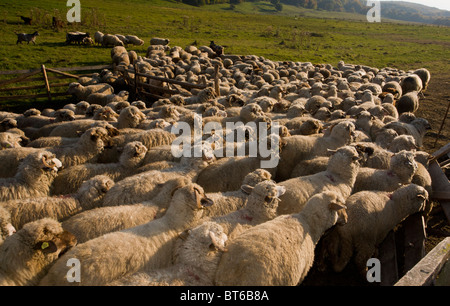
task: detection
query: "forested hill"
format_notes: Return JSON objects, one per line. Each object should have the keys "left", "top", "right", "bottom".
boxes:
{"left": 178, "top": 0, "right": 450, "bottom": 26}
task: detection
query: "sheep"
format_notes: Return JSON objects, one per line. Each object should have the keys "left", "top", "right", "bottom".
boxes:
{"left": 395, "top": 91, "right": 420, "bottom": 114}
{"left": 61, "top": 177, "right": 190, "bottom": 243}
{"left": 352, "top": 150, "right": 418, "bottom": 193}
{"left": 85, "top": 91, "right": 129, "bottom": 107}
{"left": 102, "top": 151, "right": 214, "bottom": 206}
{"left": 0, "top": 151, "right": 61, "bottom": 201}
{"left": 94, "top": 31, "right": 104, "bottom": 45}
{"left": 125, "top": 35, "right": 144, "bottom": 46}
{"left": 150, "top": 37, "right": 170, "bottom": 46}
{"left": 401, "top": 74, "right": 423, "bottom": 94}
{"left": 51, "top": 141, "right": 146, "bottom": 195}
{"left": 413, "top": 68, "right": 431, "bottom": 91}
{"left": 48, "top": 127, "right": 111, "bottom": 169}
{"left": 67, "top": 82, "right": 114, "bottom": 101}
{"left": 101, "top": 34, "right": 124, "bottom": 47}
{"left": 202, "top": 169, "right": 273, "bottom": 218}
{"left": 276, "top": 120, "right": 356, "bottom": 181}
{"left": 319, "top": 184, "right": 428, "bottom": 277}
{"left": 207, "top": 180, "right": 285, "bottom": 239}
{"left": 39, "top": 183, "right": 214, "bottom": 286}
{"left": 0, "top": 206, "right": 15, "bottom": 245}
{"left": 108, "top": 221, "right": 227, "bottom": 286}
{"left": 0, "top": 218, "right": 77, "bottom": 286}
{"left": 383, "top": 117, "right": 431, "bottom": 148}
{"left": 0, "top": 132, "right": 23, "bottom": 149}
{"left": 16, "top": 108, "right": 76, "bottom": 129}
{"left": 2, "top": 175, "right": 114, "bottom": 230}
{"left": 276, "top": 145, "right": 362, "bottom": 215}
{"left": 214, "top": 191, "right": 347, "bottom": 286}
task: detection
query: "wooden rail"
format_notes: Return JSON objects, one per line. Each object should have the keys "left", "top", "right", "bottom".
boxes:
{"left": 0, "top": 64, "right": 112, "bottom": 102}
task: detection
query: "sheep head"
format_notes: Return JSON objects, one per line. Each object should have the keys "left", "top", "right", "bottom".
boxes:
{"left": 242, "top": 180, "right": 286, "bottom": 220}
{"left": 0, "top": 218, "right": 76, "bottom": 286}
{"left": 78, "top": 175, "right": 114, "bottom": 209}
{"left": 39, "top": 151, "right": 62, "bottom": 172}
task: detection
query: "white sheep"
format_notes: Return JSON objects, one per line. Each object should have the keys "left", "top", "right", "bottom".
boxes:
{"left": 94, "top": 31, "right": 103, "bottom": 45}
{"left": 276, "top": 120, "right": 356, "bottom": 181}
{"left": 67, "top": 82, "right": 114, "bottom": 101}
{"left": 214, "top": 191, "right": 347, "bottom": 286}
{"left": 401, "top": 74, "right": 423, "bottom": 94}
{"left": 61, "top": 177, "right": 190, "bottom": 243}
{"left": 352, "top": 150, "right": 418, "bottom": 193}
{"left": 396, "top": 91, "right": 420, "bottom": 114}
{"left": 39, "top": 183, "right": 213, "bottom": 286}
{"left": 49, "top": 127, "right": 111, "bottom": 169}
{"left": 102, "top": 152, "right": 214, "bottom": 206}
{"left": 101, "top": 34, "right": 124, "bottom": 47}
{"left": 206, "top": 180, "right": 285, "bottom": 239}
{"left": 125, "top": 35, "right": 144, "bottom": 46}
{"left": 383, "top": 117, "right": 431, "bottom": 148}
{"left": 203, "top": 169, "right": 273, "bottom": 218}
{"left": 319, "top": 184, "right": 428, "bottom": 276}
{"left": 0, "top": 218, "right": 77, "bottom": 286}
{"left": 2, "top": 175, "right": 114, "bottom": 230}
{"left": 0, "top": 151, "right": 61, "bottom": 201}
{"left": 108, "top": 221, "right": 227, "bottom": 286}
{"left": 51, "top": 141, "right": 147, "bottom": 195}
{"left": 277, "top": 145, "right": 363, "bottom": 215}
{"left": 150, "top": 37, "right": 170, "bottom": 46}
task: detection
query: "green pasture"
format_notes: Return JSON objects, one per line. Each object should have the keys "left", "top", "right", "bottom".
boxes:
{"left": 0, "top": 0, "right": 448, "bottom": 111}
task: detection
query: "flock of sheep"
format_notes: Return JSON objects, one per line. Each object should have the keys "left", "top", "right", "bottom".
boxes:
{"left": 0, "top": 35, "right": 436, "bottom": 286}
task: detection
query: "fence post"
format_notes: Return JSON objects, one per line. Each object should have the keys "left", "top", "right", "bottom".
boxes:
{"left": 41, "top": 64, "right": 51, "bottom": 101}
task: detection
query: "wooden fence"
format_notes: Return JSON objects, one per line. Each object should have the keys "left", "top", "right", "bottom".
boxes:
{"left": 0, "top": 64, "right": 112, "bottom": 102}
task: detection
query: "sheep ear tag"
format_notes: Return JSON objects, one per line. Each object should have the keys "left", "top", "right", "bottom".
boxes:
{"left": 35, "top": 241, "right": 57, "bottom": 253}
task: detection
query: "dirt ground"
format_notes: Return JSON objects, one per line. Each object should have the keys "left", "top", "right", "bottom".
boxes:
{"left": 302, "top": 69, "right": 450, "bottom": 286}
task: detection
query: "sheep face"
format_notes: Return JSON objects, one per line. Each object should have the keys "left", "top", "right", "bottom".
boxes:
{"left": 0, "top": 118, "right": 17, "bottom": 131}
{"left": 119, "top": 106, "right": 145, "bottom": 128}
{"left": 390, "top": 150, "right": 418, "bottom": 181}
{"left": 120, "top": 141, "right": 148, "bottom": 167}
{"left": 78, "top": 175, "right": 114, "bottom": 208}
{"left": 171, "top": 184, "right": 214, "bottom": 215}
{"left": 82, "top": 127, "right": 111, "bottom": 151}
{"left": 391, "top": 184, "right": 428, "bottom": 212}
{"left": 178, "top": 222, "right": 228, "bottom": 267}
{"left": 0, "top": 218, "right": 76, "bottom": 285}
{"left": 93, "top": 106, "right": 119, "bottom": 122}
{"left": 37, "top": 151, "right": 63, "bottom": 173}
{"left": 242, "top": 180, "right": 286, "bottom": 219}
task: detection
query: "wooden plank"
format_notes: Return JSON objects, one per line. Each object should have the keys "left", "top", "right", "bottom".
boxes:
{"left": 0, "top": 65, "right": 111, "bottom": 76}
{"left": 402, "top": 213, "right": 426, "bottom": 275}
{"left": 0, "top": 70, "right": 41, "bottom": 87}
{"left": 41, "top": 65, "right": 51, "bottom": 101}
{"left": 432, "top": 191, "right": 450, "bottom": 200}
{"left": 378, "top": 230, "right": 399, "bottom": 286}
{"left": 137, "top": 81, "right": 180, "bottom": 95}
{"left": 45, "top": 67, "right": 80, "bottom": 79}
{"left": 432, "top": 143, "right": 450, "bottom": 160}
{"left": 428, "top": 159, "right": 450, "bottom": 223}
{"left": 214, "top": 63, "right": 220, "bottom": 96}
{"left": 395, "top": 237, "right": 450, "bottom": 286}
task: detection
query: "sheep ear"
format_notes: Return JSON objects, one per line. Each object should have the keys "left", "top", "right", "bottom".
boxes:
{"left": 417, "top": 194, "right": 427, "bottom": 200}
{"left": 327, "top": 149, "right": 337, "bottom": 156}
{"left": 329, "top": 202, "right": 346, "bottom": 211}
{"left": 241, "top": 184, "right": 253, "bottom": 195}
{"left": 34, "top": 241, "right": 58, "bottom": 254}
{"left": 209, "top": 231, "right": 227, "bottom": 252}
{"left": 178, "top": 229, "right": 190, "bottom": 241}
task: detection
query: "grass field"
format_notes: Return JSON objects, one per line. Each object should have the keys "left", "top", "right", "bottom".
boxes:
{"left": 0, "top": 0, "right": 449, "bottom": 112}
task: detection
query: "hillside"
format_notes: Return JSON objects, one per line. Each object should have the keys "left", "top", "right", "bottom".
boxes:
{"left": 181, "top": 0, "right": 450, "bottom": 25}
